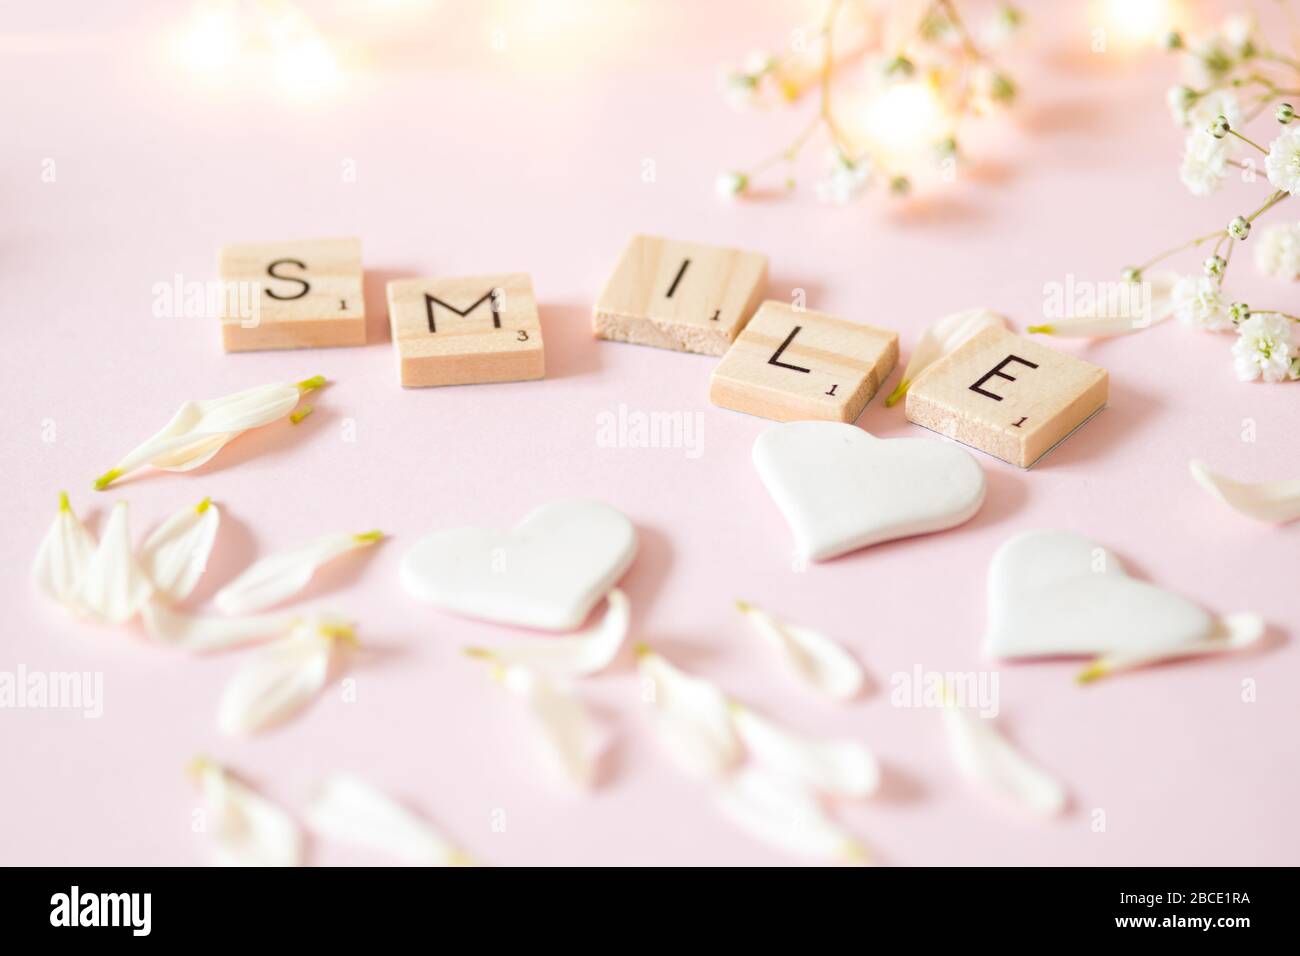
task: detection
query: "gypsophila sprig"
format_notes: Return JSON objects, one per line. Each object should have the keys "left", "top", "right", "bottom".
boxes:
{"left": 1106, "top": 10, "right": 1300, "bottom": 383}
{"left": 715, "top": 0, "right": 1022, "bottom": 203}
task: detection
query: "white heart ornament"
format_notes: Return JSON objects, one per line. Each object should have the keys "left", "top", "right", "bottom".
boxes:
{"left": 984, "top": 530, "right": 1214, "bottom": 659}
{"left": 753, "top": 421, "right": 986, "bottom": 561}
{"left": 400, "top": 499, "right": 637, "bottom": 631}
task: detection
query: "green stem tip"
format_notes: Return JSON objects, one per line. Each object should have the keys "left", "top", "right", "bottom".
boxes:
{"left": 289, "top": 405, "right": 314, "bottom": 425}
{"left": 353, "top": 530, "right": 385, "bottom": 544}
{"left": 296, "top": 374, "right": 328, "bottom": 393}
{"left": 1075, "top": 662, "right": 1109, "bottom": 685}
{"left": 883, "top": 379, "right": 910, "bottom": 408}
{"left": 1026, "top": 324, "right": 1053, "bottom": 334}
{"left": 58, "top": 490, "right": 71, "bottom": 513}
{"left": 93, "top": 468, "right": 123, "bottom": 491}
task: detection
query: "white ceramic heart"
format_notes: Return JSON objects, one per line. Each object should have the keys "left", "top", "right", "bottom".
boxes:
{"left": 984, "top": 530, "right": 1214, "bottom": 659}
{"left": 752, "top": 421, "right": 986, "bottom": 561}
{"left": 400, "top": 499, "right": 637, "bottom": 631}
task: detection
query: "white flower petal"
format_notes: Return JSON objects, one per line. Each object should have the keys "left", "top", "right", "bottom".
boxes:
{"left": 886, "top": 308, "right": 1006, "bottom": 406}
{"left": 138, "top": 498, "right": 220, "bottom": 601}
{"left": 735, "top": 600, "right": 863, "bottom": 700}
{"left": 141, "top": 599, "right": 294, "bottom": 653}
{"left": 1191, "top": 459, "right": 1300, "bottom": 524}
{"left": 192, "top": 758, "right": 302, "bottom": 867}
{"left": 942, "top": 698, "right": 1065, "bottom": 818}
{"left": 217, "top": 616, "right": 352, "bottom": 735}
{"left": 464, "top": 589, "right": 629, "bottom": 679}
{"left": 498, "top": 666, "right": 595, "bottom": 788}
{"left": 305, "top": 774, "right": 469, "bottom": 866}
{"left": 1079, "top": 612, "right": 1265, "bottom": 682}
{"left": 147, "top": 432, "right": 238, "bottom": 472}
{"left": 636, "top": 646, "right": 739, "bottom": 778}
{"left": 731, "top": 704, "right": 880, "bottom": 798}
{"left": 33, "top": 492, "right": 96, "bottom": 610}
{"left": 1028, "top": 272, "right": 1179, "bottom": 338}
{"left": 94, "top": 377, "right": 323, "bottom": 490}
{"left": 715, "top": 766, "right": 868, "bottom": 863}
{"left": 214, "top": 530, "right": 382, "bottom": 615}
{"left": 77, "top": 501, "right": 153, "bottom": 623}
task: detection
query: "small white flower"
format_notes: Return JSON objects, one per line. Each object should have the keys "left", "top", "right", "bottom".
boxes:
{"left": 1220, "top": 13, "right": 1257, "bottom": 58}
{"left": 1232, "top": 312, "right": 1300, "bottom": 383}
{"left": 1171, "top": 274, "right": 1233, "bottom": 331}
{"left": 1179, "top": 129, "right": 1228, "bottom": 196}
{"left": 214, "top": 530, "right": 383, "bottom": 615}
{"left": 1254, "top": 222, "right": 1300, "bottom": 279}
{"left": 190, "top": 756, "right": 302, "bottom": 867}
{"left": 1166, "top": 85, "right": 1195, "bottom": 125}
{"left": 1265, "top": 127, "right": 1300, "bottom": 194}
{"left": 217, "top": 615, "right": 355, "bottom": 735}
{"left": 715, "top": 170, "right": 748, "bottom": 200}
{"left": 93, "top": 375, "right": 324, "bottom": 491}
{"left": 1186, "top": 90, "right": 1242, "bottom": 132}
{"left": 815, "top": 150, "right": 871, "bottom": 204}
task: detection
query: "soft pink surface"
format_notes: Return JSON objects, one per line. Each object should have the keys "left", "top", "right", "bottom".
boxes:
{"left": 2, "top": 1, "right": 1297, "bottom": 866}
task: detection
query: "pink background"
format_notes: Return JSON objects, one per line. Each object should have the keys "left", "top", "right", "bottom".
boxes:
{"left": 2, "top": 0, "right": 1297, "bottom": 866}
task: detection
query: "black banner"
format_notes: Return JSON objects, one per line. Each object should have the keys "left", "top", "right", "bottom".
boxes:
{"left": 0, "top": 866, "right": 1280, "bottom": 941}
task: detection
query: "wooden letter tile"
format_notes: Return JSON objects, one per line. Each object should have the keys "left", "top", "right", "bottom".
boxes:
{"left": 593, "top": 234, "right": 768, "bottom": 356}
{"left": 387, "top": 273, "right": 544, "bottom": 388}
{"left": 709, "top": 301, "right": 898, "bottom": 423}
{"left": 219, "top": 238, "right": 365, "bottom": 351}
{"left": 904, "top": 326, "right": 1107, "bottom": 467}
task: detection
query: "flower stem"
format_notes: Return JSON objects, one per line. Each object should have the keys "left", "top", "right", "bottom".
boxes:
{"left": 1137, "top": 229, "right": 1223, "bottom": 271}
{"left": 1247, "top": 190, "right": 1290, "bottom": 223}
{"left": 1226, "top": 128, "right": 1268, "bottom": 155}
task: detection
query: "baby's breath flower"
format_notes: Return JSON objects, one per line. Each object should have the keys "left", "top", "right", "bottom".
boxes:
{"left": 715, "top": 171, "right": 749, "bottom": 200}
{"left": 1232, "top": 313, "right": 1300, "bottom": 383}
{"left": 1228, "top": 216, "right": 1251, "bottom": 240}
{"left": 1265, "top": 127, "right": 1300, "bottom": 194}
{"left": 1171, "top": 274, "right": 1234, "bottom": 331}
{"left": 1180, "top": 129, "right": 1228, "bottom": 196}
{"left": 1229, "top": 302, "right": 1251, "bottom": 323}
{"left": 1166, "top": 85, "right": 1197, "bottom": 125}
{"left": 1204, "top": 255, "right": 1226, "bottom": 277}
{"left": 1277, "top": 103, "right": 1295, "bottom": 126}
{"left": 1253, "top": 222, "right": 1300, "bottom": 279}
{"left": 814, "top": 150, "right": 871, "bottom": 204}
